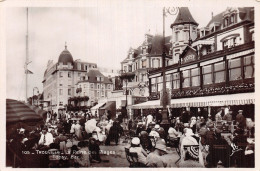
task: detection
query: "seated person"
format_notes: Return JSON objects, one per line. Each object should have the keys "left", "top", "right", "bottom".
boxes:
{"left": 206, "top": 128, "right": 229, "bottom": 168}
{"left": 129, "top": 137, "right": 148, "bottom": 166}
{"left": 139, "top": 131, "right": 153, "bottom": 152}
{"left": 146, "top": 139, "right": 167, "bottom": 167}
{"left": 89, "top": 137, "right": 101, "bottom": 163}
{"left": 179, "top": 128, "right": 204, "bottom": 167}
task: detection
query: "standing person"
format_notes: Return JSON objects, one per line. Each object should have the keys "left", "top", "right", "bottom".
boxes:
{"left": 215, "top": 109, "right": 222, "bottom": 121}
{"left": 223, "top": 109, "right": 233, "bottom": 122}
{"left": 155, "top": 110, "right": 162, "bottom": 124}
{"left": 74, "top": 120, "right": 83, "bottom": 140}
{"left": 236, "top": 110, "right": 246, "bottom": 128}
{"left": 105, "top": 121, "right": 123, "bottom": 145}
{"left": 146, "top": 114, "right": 153, "bottom": 127}
{"left": 146, "top": 139, "right": 167, "bottom": 167}
{"left": 181, "top": 109, "right": 189, "bottom": 124}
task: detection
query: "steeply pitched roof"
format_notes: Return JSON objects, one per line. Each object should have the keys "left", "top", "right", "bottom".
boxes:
{"left": 170, "top": 7, "right": 198, "bottom": 28}
{"left": 149, "top": 35, "right": 171, "bottom": 55}
{"left": 83, "top": 69, "right": 112, "bottom": 84}
{"left": 206, "top": 12, "right": 224, "bottom": 27}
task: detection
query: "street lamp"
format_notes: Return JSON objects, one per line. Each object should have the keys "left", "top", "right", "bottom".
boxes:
{"left": 32, "top": 87, "right": 39, "bottom": 106}
{"left": 160, "top": 7, "right": 179, "bottom": 127}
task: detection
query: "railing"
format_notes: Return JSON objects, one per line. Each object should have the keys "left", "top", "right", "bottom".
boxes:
{"left": 171, "top": 82, "right": 254, "bottom": 99}
{"left": 201, "top": 41, "right": 254, "bottom": 60}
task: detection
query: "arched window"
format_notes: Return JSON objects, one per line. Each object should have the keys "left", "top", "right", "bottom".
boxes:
{"left": 224, "top": 17, "right": 229, "bottom": 27}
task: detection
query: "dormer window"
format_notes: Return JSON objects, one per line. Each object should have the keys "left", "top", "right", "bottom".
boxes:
{"left": 143, "top": 48, "right": 147, "bottom": 54}
{"left": 230, "top": 14, "right": 235, "bottom": 24}
{"left": 224, "top": 17, "right": 229, "bottom": 27}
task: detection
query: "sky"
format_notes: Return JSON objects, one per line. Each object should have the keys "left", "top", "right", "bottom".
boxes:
{"left": 5, "top": 4, "right": 227, "bottom": 100}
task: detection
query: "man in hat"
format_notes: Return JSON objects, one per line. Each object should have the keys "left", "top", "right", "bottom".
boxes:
{"left": 223, "top": 109, "right": 233, "bottom": 122}
{"left": 146, "top": 139, "right": 167, "bottom": 167}
{"left": 236, "top": 110, "right": 246, "bottom": 128}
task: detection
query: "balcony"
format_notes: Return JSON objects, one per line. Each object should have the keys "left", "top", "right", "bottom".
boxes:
{"left": 171, "top": 82, "right": 254, "bottom": 99}
{"left": 201, "top": 41, "right": 254, "bottom": 60}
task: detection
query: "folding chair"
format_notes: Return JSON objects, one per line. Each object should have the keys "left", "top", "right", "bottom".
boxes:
{"left": 125, "top": 148, "right": 134, "bottom": 167}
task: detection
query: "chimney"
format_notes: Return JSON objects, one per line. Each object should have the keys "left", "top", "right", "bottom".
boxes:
{"left": 211, "top": 12, "right": 213, "bottom": 19}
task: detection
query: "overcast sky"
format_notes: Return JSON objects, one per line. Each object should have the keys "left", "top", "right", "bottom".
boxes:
{"left": 6, "top": 5, "right": 227, "bottom": 100}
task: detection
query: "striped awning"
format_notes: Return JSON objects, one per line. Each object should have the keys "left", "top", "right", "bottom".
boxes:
{"left": 129, "top": 92, "right": 255, "bottom": 109}
{"left": 24, "top": 103, "right": 48, "bottom": 119}
{"left": 6, "top": 99, "right": 43, "bottom": 125}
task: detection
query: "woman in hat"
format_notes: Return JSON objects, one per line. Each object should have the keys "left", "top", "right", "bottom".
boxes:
{"left": 129, "top": 137, "right": 148, "bottom": 165}
{"left": 179, "top": 128, "right": 204, "bottom": 167}
{"left": 146, "top": 139, "right": 167, "bottom": 167}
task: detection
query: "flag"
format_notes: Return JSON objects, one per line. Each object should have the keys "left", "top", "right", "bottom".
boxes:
{"left": 25, "top": 69, "right": 33, "bottom": 74}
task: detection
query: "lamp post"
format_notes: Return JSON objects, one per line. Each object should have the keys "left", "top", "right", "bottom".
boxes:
{"left": 32, "top": 87, "right": 39, "bottom": 106}
{"left": 160, "top": 7, "right": 179, "bottom": 127}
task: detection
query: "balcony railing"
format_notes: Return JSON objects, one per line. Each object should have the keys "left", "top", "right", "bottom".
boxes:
{"left": 201, "top": 41, "right": 254, "bottom": 60}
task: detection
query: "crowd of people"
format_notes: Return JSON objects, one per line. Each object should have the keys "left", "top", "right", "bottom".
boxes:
{"left": 6, "top": 107, "right": 255, "bottom": 168}
{"left": 125, "top": 108, "right": 255, "bottom": 168}
{"left": 7, "top": 110, "right": 125, "bottom": 168}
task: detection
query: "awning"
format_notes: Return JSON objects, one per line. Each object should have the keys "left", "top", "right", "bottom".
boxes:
{"left": 130, "top": 100, "right": 161, "bottom": 109}
{"left": 100, "top": 101, "right": 115, "bottom": 110}
{"left": 192, "top": 40, "right": 214, "bottom": 47}
{"left": 129, "top": 92, "right": 255, "bottom": 109}
{"left": 91, "top": 102, "right": 106, "bottom": 110}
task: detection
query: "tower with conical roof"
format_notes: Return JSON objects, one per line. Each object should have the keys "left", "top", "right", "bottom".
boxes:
{"left": 170, "top": 7, "right": 198, "bottom": 64}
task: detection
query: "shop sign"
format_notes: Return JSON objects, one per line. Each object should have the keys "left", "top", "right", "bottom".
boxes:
{"left": 181, "top": 47, "right": 198, "bottom": 64}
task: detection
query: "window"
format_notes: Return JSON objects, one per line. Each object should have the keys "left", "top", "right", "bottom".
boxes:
{"left": 223, "top": 40, "right": 228, "bottom": 49}
{"left": 224, "top": 17, "right": 229, "bottom": 27}
{"left": 142, "top": 60, "right": 146, "bottom": 68}
{"left": 68, "top": 89, "right": 71, "bottom": 95}
{"left": 203, "top": 65, "right": 213, "bottom": 85}
{"left": 97, "top": 91, "right": 100, "bottom": 97}
{"left": 84, "top": 84, "right": 86, "bottom": 88}
{"left": 214, "top": 61, "right": 225, "bottom": 83}
{"left": 230, "top": 15, "right": 234, "bottom": 24}
{"left": 78, "top": 72, "right": 81, "bottom": 77}
{"left": 68, "top": 72, "right": 71, "bottom": 78}
{"left": 182, "top": 70, "right": 190, "bottom": 88}
{"left": 228, "top": 58, "right": 242, "bottom": 81}
{"left": 151, "top": 77, "right": 157, "bottom": 92}
{"left": 85, "top": 65, "right": 88, "bottom": 70}
{"left": 172, "top": 73, "right": 180, "bottom": 89}
{"left": 77, "top": 63, "right": 81, "bottom": 70}
{"left": 244, "top": 55, "right": 254, "bottom": 79}
{"left": 153, "top": 59, "right": 160, "bottom": 68}
{"left": 191, "top": 68, "right": 200, "bottom": 86}
{"left": 101, "top": 90, "right": 104, "bottom": 96}
{"left": 175, "top": 31, "right": 179, "bottom": 42}
{"left": 128, "top": 65, "right": 132, "bottom": 72}
{"left": 59, "top": 89, "right": 63, "bottom": 95}
{"left": 107, "top": 84, "right": 111, "bottom": 89}
{"left": 90, "top": 84, "right": 94, "bottom": 89}
{"left": 59, "top": 72, "right": 63, "bottom": 77}
{"left": 124, "top": 66, "right": 127, "bottom": 72}
{"left": 97, "top": 84, "right": 100, "bottom": 89}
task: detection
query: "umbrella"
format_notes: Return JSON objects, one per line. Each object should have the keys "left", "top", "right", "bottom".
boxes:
{"left": 23, "top": 103, "right": 47, "bottom": 120}
{"left": 6, "top": 99, "right": 43, "bottom": 125}
{"left": 85, "top": 119, "right": 97, "bottom": 133}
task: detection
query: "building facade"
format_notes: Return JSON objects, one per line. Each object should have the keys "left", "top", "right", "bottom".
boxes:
{"left": 42, "top": 45, "right": 99, "bottom": 113}
{"left": 130, "top": 7, "right": 254, "bottom": 119}
{"left": 120, "top": 33, "right": 172, "bottom": 98}
{"left": 73, "top": 68, "right": 113, "bottom": 107}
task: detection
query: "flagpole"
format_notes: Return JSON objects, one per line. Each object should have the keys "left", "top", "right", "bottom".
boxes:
{"left": 25, "top": 7, "right": 29, "bottom": 102}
